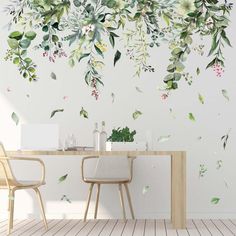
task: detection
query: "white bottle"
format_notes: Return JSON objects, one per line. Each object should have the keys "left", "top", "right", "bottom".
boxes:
{"left": 100, "top": 121, "right": 107, "bottom": 151}
{"left": 93, "top": 122, "right": 100, "bottom": 151}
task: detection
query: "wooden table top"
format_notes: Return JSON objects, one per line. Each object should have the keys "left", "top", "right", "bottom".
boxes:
{"left": 6, "top": 150, "right": 185, "bottom": 156}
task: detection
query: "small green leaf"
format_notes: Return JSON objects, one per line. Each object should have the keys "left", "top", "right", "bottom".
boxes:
{"left": 24, "top": 58, "right": 32, "bottom": 64}
{"left": 221, "top": 89, "right": 229, "bottom": 101}
{"left": 188, "top": 113, "right": 195, "bottom": 121}
{"left": 13, "top": 57, "right": 20, "bottom": 65}
{"left": 135, "top": 87, "right": 143, "bottom": 93}
{"left": 52, "top": 35, "right": 59, "bottom": 43}
{"left": 9, "top": 31, "right": 23, "bottom": 40}
{"left": 80, "top": 107, "right": 88, "bottom": 119}
{"left": 51, "top": 72, "right": 57, "bottom": 80}
{"left": 69, "top": 58, "right": 75, "bottom": 67}
{"left": 196, "top": 67, "right": 200, "bottom": 75}
{"left": 50, "top": 109, "right": 64, "bottom": 118}
{"left": 211, "top": 197, "right": 220, "bottom": 204}
{"left": 109, "top": 35, "right": 115, "bottom": 48}
{"left": 25, "top": 31, "right": 37, "bottom": 40}
{"left": 157, "top": 135, "right": 171, "bottom": 143}
{"left": 94, "top": 44, "right": 104, "bottom": 58}
{"left": 19, "top": 39, "right": 31, "bottom": 49}
{"left": 114, "top": 50, "right": 121, "bottom": 66}
{"left": 198, "top": 93, "right": 204, "bottom": 104}
{"left": 61, "top": 194, "right": 72, "bottom": 203}
{"left": 58, "top": 174, "right": 68, "bottom": 183}
{"left": 11, "top": 112, "right": 19, "bottom": 125}
{"left": 78, "top": 53, "right": 90, "bottom": 62}
{"left": 132, "top": 110, "right": 142, "bottom": 120}
{"left": 142, "top": 185, "right": 150, "bottom": 195}
{"left": 7, "top": 38, "right": 19, "bottom": 49}
{"left": 111, "top": 92, "right": 115, "bottom": 103}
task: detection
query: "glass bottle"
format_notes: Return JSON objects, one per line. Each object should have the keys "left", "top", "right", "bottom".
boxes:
{"left": 93, "top": 122, "right": 100, "bottom": 151}
{"left": 100, "top": 121, "right": 107, "bottom": 151}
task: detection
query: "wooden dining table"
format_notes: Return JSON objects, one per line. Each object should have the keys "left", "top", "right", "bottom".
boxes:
{"left": 6, "top": 150, "right": 186, "bottom": 229}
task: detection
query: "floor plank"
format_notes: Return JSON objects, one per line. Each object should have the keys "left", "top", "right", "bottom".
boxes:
{"left": 202, "top": 219, "right": 223, "bottom": 236}
{"left": 88, "top": 220, "right": 108, "bottom": 236}
{"left": 99, "top": 220, "right": 117, "bottom": 236}
{"left": 186, "top": 220, "right": 200, "bottom": 236}
{"left": 0, "top": 219, "right": 236, "bottom": 235}
{"left": 165, "top": 219, "right": 178, "bottom": 236}
{"left": 221, "top": 219, "right": 236, "bottom": 235}
{"left": 110, "top": 220, "right": 126, "bottom": 236}
{"left": 55, "top": 220, "right": 81, "bottom": 236}
{"left": 76, "top": 220, "right": 99, "bottom": 236}
{"left": 211, "top": 219, "right": 234, "bottom": 236}
{"left": 156, "top": 219, "right": 166, "bottom": 236}
{"left": 144, "top": 219, "right": 155, "bottom": 236}
{"left": 133, "top": 219, "right": 145, "bottom": 236}
{"left": 121, "top": 219, "right": 136, "bottom": 236}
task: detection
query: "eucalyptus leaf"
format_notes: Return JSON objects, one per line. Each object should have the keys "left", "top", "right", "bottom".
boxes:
{"left": 198, "top": 93, "right": 204, "bottom": 104}
{"left": 58, "top": 174, "right": 68, "bottom": 183}
{"left": 51, "top": 72, "right": 57, "bottom": 80}
{"left": 135, "top": 87, "right": 143, "bottom": 93}
{"left": 196, "top": 67, "right": 200, "bottom": 75}
{"left": 132, "top": 110, "right": 142, "bottom": 120}
{"left": 142, "top": 185, "right": 150, "bottom": 195}
{"left": 114, "top": 50, "right": 121, "bottom": 66}
{"left": 9, "top": 31, "right": 23, "bottom": 40}
{"left": 50, "top": 109, "right": 64, "bottom": 118}
{"left": 221, "top": 89, "right": 229, "bottom": 101}
{"left": 188, "top": 113, "right": 195, "bottom": 121}
{"left": 19, "top": 39, "right": 31, "bottom": 49}
{"left": 80, "top": 107, "right": 88, "bottom": 118}
{"left": 211, "top": 197, "right": 220, "bottom": 204}
{"left": 7, "top": 39, "right": 19, "bottom": 49}
{"left": 11, "top": 112, "right": 19, "bottom": 125}
{"left": 25, "top": 31, "right": 37, "bottom": 40}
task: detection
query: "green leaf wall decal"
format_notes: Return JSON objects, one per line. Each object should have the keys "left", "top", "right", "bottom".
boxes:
{"left": 114, "top": 50, "right": 121, "bottom": 66}
{"left": 50, "top": 109, "right": 64, "bottom": 118}
{"left": 80, "top": 107, "right": 88, "bottom": 119}
{"left": 11, "top": 112, "right": 19, "bottom": 125}
{"left": 132, "top": 110, "right": 142, "bottom": 120}
{"left": 58, "top": 174, "right": 68, "bottom": 183}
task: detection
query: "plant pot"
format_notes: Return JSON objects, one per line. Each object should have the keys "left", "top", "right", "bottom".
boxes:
{"left": 106, "top": 141, "right": 146, "bottom": 151}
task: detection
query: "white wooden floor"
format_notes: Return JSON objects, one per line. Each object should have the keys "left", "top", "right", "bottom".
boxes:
{"left": 1, "top": 219, "right": 236, "bottom": 235}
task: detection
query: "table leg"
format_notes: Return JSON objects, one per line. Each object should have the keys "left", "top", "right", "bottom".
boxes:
{"left": 171, "top": 151, "right": 186, "bottom": 229}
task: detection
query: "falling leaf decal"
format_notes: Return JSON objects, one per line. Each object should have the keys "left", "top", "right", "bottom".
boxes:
{"left": 199, "top": 164, "right": 207, "bottom": 178}
{"left": 198, "top": 93, "right": 204, "bottom": 104}
{"left": 216, "top": 160, "right": 223, "bottom": 170}
{"left": 50, "top": 109, "right": 64, "bottom": 118}
{"left": 61, "top": 195, "right": 72, "bottom": 203}
{"left": 221, "top": 89, "right": 229, "bottom": 101}
{"left": 196, "top": 67, "right": 200, "bottom": 75}
{"left": 157, "top": 135, "right": 171, "bottom": 143}
{"left": 188, "top": 113, "right": 195, "bottom": 122}
{"left": 135, "top": 87, "right": 143, "bottom": 93}
{"left": 80, "top": 107, "right": 88, "bottom": 119}
{"left": 7, "top": 87, "right": 11, "bottom": 92}
{"left": 142, "top": 186, "right": 150, "bottom": 195}
{"left": 50, "top": 72, "right": 57, "bottom": 80}
{"left": 26, "top": 94, "right": 30, "bottom": 98}
{"left": 11, "top": 112, "right": 19, "bottom": 125}
{"left": 221, "top": 129, "right": 231, "bottom": 150}
{"left": 111, "top": 93, "right": 115, "bottom": 103}
{"left": 197, "top": 136, "right": 202, "bottom": 141}
{"left": 58, "top": 174, "right": 68, "bottom": 183}
{"left": 224, "top": 180, "right": 229, "bottom": 188}
{"left": 132, "top": 110, "right": 142, "bottom": 120}
{"left": 211, "top": 197, "right": 220, "bottom": 204}
{"left": 114, "top": 50, "right": 121, "bottom": 66}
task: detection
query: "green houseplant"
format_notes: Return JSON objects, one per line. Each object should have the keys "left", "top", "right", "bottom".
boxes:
{"left": 106, "top": 127, "right": 145, "bottom": 151}
{"left": 107, "top": 127, "right": 136, "bottom": 142}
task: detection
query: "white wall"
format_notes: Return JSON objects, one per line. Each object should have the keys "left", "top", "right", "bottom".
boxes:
{"left": 0, "top": 1, "right": 236, "bottom": 219}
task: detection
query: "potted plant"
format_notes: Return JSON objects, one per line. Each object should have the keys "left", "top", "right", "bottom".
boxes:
{"left": 106, "top": 127, "right": 145, "bottom": 151}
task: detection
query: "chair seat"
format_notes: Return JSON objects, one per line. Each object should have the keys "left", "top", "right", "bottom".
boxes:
{"left": 0, "top": 179, "right": 45, "bottom": 188}
{"left": 84, "top": 177, "right": 130, "bottom": 184}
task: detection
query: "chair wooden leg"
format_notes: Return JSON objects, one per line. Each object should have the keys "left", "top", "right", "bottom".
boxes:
{"left": 8, "top": 189, "right": 15, "bottom": 234}
{"left": 94, "top": 184, "right": 100, "bottom": 219}
{"left": 124, "top": 183, "right": 135, "bottom": 219}
{"left": 84, "top": 183, "right": 94, "bottom": 222}
{"left": 118, "top": 184, "right": 126, "bottom": 221}
{"left": 34, "top": 188, "right": 48, "bottom": 230}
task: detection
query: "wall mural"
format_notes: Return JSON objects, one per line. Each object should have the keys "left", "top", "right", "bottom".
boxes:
{"left": 1, "top": 0, "right": 234, "bottom": 207}
{"left": 4, "top": 0, "right": 233, "bottom": 99}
